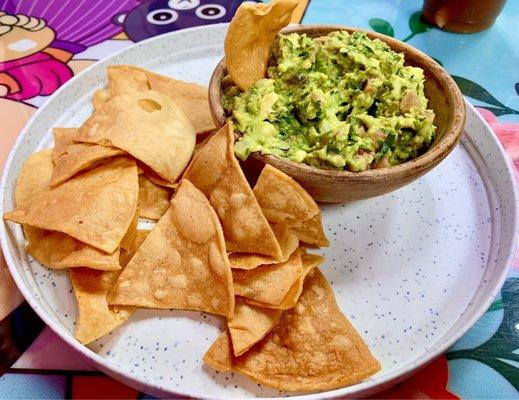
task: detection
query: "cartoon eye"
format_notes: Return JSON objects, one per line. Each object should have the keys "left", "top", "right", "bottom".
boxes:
{"left": 168, "top": 0, "right": 200, "bottom": 10}
{"left": 146, "top": 9, "right": 178, "bottom": 25}
{"left": 195, "top": 4, "right": 226, "bottom": 20}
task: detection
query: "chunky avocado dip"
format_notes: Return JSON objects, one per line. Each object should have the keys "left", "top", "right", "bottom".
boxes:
{"left": 223, "top": 31, "right": 436, "bottom": 171}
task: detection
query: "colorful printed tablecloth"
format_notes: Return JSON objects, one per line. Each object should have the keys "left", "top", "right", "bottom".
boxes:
{"left": 0, "top": 0, "right": 518, "bottom": 398}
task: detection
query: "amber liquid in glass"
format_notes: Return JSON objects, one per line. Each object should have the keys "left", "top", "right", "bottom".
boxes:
{"left": 422, "top": 0, "right": 507, "bottom": 33}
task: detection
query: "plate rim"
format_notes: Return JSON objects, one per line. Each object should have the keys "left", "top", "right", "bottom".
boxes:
{"left": 0, "top": 24, "right": 517, "bottom": 399}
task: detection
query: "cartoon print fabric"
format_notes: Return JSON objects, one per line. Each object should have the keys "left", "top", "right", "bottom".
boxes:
{"left": 0, "top": 0, "right": 256, "bottom": 101}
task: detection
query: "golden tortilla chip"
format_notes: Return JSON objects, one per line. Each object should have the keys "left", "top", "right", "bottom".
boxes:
{"left": 228, "top": 299, "right": 281, "bottom": 357}
{"left": 147, "top": 71, "right": 216, "bottom": 135}
{"left": 233, "top": 248, "right": 302, "bottom": 306}
{"left": 253, "top": 164, "right": 319, "bottom": 226}
{"left": 225, "top": 0, "right": 298, "bottom": 90}
{"left": 52, "top": 128, "right": 78, "bottom": 161}
{"left": 92, "top": 89, "right": 111, "bottom": 110}
{"left": 229, "top": 224, "right": 298, "bottom": 270}
{"left": 70, "top": 267, "right": 134, "bottom": 344}
{"left": 13, "top": 149, "right": 122, "bottom": 270}
{"left": 15, "top": 149, "right": 54, "bottom": 204}
{"left": 243, "top": 248, "right": 324, "bottom": 310}
{"left": 292, "top": 213, "right": 330, "bottom": 247}
{"left": 76, "top": 90, "right": 195, "bottom": 184}
{"left": 120, "top": 205, "right": 140, "bottom": 252}
{"left": 107, "top": 65, "right": 149, "bottom": 96}
{"left": 184, "top": 122, "right": 281, "bottom": 258}
{"left": 26, "top": 230, "right": 120, "bottom": 271}
{"left": 138, "top": 174, "right": 172, "bottom": 220}
{"left": 51, "top": 127, "right": 125, "bottom": 186}
{"left": 203, "top": 268, "right": 381, "bottom": 391}
{"left": 138, "top": 163, "right": 179, "bottom": 189}
{"left": 52, "top": 144, "right": 125, "bottom": 187}
{"left": 108, "top": 180, "right": 234, "bottom": 317}
{"left": 5, "top": 157, "right": 139, "bottom": 253}
{"left": 119, "top": 229, "right": 150, "bottom": 268}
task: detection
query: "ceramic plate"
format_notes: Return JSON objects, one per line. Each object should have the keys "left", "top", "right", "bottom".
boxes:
{"left": 0, "top": 24, "right": 517, "bottom": 399}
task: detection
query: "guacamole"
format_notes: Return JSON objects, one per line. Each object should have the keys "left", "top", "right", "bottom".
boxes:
{"left": 223, "top": 31, "right": 436, "bottom": 171}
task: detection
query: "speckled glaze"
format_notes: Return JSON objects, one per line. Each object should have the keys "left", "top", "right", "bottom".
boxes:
{"left": 0, "top": 24, "right": 517, "bottom": 399}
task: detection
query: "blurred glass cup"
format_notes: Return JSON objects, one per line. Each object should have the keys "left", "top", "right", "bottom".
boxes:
{"left": 422, "top": 0, "right": 508, "bottom": 33}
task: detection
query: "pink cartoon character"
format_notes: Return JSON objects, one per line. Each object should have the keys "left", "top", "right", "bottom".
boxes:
{"left": 0, "top": 12, "right": 73, "bottom": 100}
{"left": 0, "top": 1, "right": 139, "bottom": 101}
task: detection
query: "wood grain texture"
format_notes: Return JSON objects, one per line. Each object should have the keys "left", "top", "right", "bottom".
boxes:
{"left": 209, "top": 25, "right": 466, "bottom": 202}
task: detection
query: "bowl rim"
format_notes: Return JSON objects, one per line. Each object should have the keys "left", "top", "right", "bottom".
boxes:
{"left": 208, "top": 24, "right": 467, "bottom": 182}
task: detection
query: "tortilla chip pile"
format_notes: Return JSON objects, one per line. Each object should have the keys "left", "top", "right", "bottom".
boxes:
{"left": 4, "top": 63, "right": 379, "bottom": 392}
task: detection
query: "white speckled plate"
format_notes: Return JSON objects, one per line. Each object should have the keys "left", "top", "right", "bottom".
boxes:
{"left": 1, "top": 24, "right": 518, "bottom": 399}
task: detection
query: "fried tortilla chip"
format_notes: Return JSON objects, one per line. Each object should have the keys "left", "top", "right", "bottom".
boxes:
{"left": 52, "top": 128, "right": 78, "bottom": 161}
{"left": 233, "top": 248, "right": 302, "bottom": 306}
{"left": 52, "top": 144, "right": 125, "bottom": 187}
{"left": 108, "top": 180, "right": 234, "bottom": 317}
{"left": 253, "top": 164, "right": 319, "bottom": 227}
{"left": 120, "top": 205, "right": 139, "bottom": 252}
{"left": 138, "top": 164, "right": 179, "bottom": 189}
{"left": 204, "top": 268, "right": 381, "bottom": 391}
{"left": 228, "top": 299, "right": 281, "bottom": 357}
{"left": 243, "top": 248, "right": 324, "bottom": 310}
{"left": 184, "top": 122, "right": 281, "bottom": 258}
{"left": 26, "top": 230, "right": 121, "bottom": 270}
{"left": 119, "top": 229, "right": 150, "bottom": 268}
{"left": 5, "top": 157, "right": 139, "bottom": 253}
{"left": 92, "top": 89, "right": 111, "bottom": 110}
{"left": 76, "top": 90, "right": 195, "bottom": 184}
{"left": 71, "top": 267, "right": 134, "bottom": 344}
{"left": 147, "top": 71, "right": 216, "bottom": 135}
{"left": 229, "top": 224, "right": 298, "bottom": 270}
{"left": 15, "top": 149, "right": 54, "bottom": 203}
{"left": 138, "top": 175, "right": 172, "bottom": 220}
{"left": 225, "top": 0, "right": 299, "bottom": 90}
{"left": 292, "top": 213, "right": 329, "bottom": 247}
{"left": 13, "top": 149, "right": 122, "bottom": 270}
{"left": 51, "top": 127, "right": 125, "bottom": 186}
{"left": 107, "top": 65, "right": 149, "bottom": 96}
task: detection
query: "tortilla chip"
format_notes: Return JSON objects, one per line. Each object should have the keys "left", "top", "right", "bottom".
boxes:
{"left": 70, "top": 267, "right": 134, "bottom": 344}
{"left": 76, "top": 90, "right": 195, "bottom": 184}
{"left": 229, "top": 224, "right": 298, "bottom": 270}
{"left": 92, "top": 89, "right": 111, "bottom": 110}
{"left": 107, "top": 65, "right": 149, "bottom": 96}
{"left": 292, "top": 213, "right": 330, "bottom": 247}
{"left": 228, "top": 299, "right": 281, "bottom": 357}
{"left": 253, "top": 164, "right": 320, "bottom": 226}
{"left": 26, "top": 230, "right": 120, "bottom": 270}
{"left": 233, "top": 248, "right": 302, "bottom": 306}
{"left": 204, "top": 268, "right": 381, "bottom": 391}
{"left": 138, "top": 174, "right": 172, "bottom": 220}
{"left": 52, "top": 144, "right": 125, "bottom": 187}
{"left": 108, "top": 180, "right": 234, "bottom": 317}
{"left": 243, "top": 248, "right": 324, "bottom": 310}
{"left": 52, "top": 128, "right": 78, "bottom": 161}
{"left": 5, "top": 157, "right": 139, "bottom": 253}
{"left": 184, "top": 122, "right": 281, "bottom": 258}
{"left": 51, "top": 127, "right": 125, "bottom": 186}
{"left": 225, "top": 0, "right": 298, "bottom": 90}
{"left": 147, "top": 71, "right": 215, "bottom": 135}
{"left": 119, "top": 229, "right": 150, "bottom": 268}
{"left": 139, "top": 164, "right": 179, "bottom": 189}
{"left": 203, "top": 331, "right": 233, "bottom": 372}
{"left": 13, "top": 149, "right": 122, "bottom": 270}
{"left": 120, "top": 205, "right": 139, "bottom": 252}
{"left": 15, "top": 149, "right": 54, "bottom": 204}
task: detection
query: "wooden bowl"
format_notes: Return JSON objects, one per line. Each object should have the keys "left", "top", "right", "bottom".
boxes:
{"left": 209, "top": 25, "right": 466, "bottom": 202}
